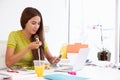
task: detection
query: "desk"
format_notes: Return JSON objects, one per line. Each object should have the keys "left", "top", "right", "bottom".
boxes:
{"left": 77, "top": 66, "right": 120, "bottom": 80}
{"left": 0, "top": 65, "right": 120, "bottom": 80}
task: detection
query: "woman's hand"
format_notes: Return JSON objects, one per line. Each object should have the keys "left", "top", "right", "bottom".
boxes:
{"left": 50, "top": 55, "right": 61, "bottom": 64}
{"left": 27, "top": 41, "right": 42, "bottom": 50}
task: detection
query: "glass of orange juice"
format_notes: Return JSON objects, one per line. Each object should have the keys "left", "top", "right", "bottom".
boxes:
{"left": 33, "top": 60, "right": 45, "bottom": 77}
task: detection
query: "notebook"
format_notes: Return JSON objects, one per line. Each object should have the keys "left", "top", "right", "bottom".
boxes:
{"left": 44, "top": 73, "right": 89, "bottom": 80}
{"left": 55, "top": 48, "right": 89, "bottom": 72}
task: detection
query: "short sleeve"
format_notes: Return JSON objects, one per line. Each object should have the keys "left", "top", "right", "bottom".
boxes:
{"left": 7, "top": 31, "right": 17, "bottom": 48}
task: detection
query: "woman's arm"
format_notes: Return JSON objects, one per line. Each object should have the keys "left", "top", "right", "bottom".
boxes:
{"left": 5, "top": 41, "right": 41, "bottom": 67}
{"left": 5, "top": 46, "right": 30, "bottom": 67}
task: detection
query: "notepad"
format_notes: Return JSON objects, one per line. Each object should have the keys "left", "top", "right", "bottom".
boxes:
{"left": 44, "top": 74, "right": 89, "bottom": 80}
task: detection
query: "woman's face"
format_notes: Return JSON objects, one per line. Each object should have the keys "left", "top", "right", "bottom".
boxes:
{"left": 25, "top": 16, "right": 41, "bottom": 35}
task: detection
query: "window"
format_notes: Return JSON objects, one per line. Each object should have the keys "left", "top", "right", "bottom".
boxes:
{"left": 70, "top": 0, "right": 116, "bottom": 62}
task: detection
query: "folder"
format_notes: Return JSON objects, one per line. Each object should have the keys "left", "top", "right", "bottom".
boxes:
{"left": 60, "top": 43, "right": 88, "bottom": 59}
{"left": 44, "top": 74, "right": 89, "bottom": 80}
{"left": 67, "top": 43, "right": 88, "bottom": 53}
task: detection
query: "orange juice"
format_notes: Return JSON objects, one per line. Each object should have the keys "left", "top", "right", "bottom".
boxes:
{"left": 60, "top": 45, "right": 67, "bottom": 59}
{"left": 35, "top": 66, "right": 44, "bottom": 77}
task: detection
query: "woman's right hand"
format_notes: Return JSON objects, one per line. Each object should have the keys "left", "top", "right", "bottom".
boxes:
{"left": 27, "top": 41, "right": 42, "bottom": 50}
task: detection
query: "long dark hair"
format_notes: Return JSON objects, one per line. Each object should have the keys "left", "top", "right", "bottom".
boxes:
{"left": 20, "top": 7, "right": 45, "bottom": 60}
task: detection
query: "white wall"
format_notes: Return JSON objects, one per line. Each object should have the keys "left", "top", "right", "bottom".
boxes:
{"left": 0, "top": 0, "right": 68, "bottom": 56}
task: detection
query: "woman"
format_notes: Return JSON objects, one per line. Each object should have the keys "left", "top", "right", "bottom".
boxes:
{"left": 5, "top": 7, "right": 60, "bottom": 68}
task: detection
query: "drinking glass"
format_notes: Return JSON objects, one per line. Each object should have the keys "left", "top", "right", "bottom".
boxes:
{"left": 33, "top": 60, "right": 45, "bottom": 77}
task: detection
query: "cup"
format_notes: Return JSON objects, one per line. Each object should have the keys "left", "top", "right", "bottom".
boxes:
{"left": 44, "top": 60, "right": 51, "bottom": 69}
{"left": 33, "top": 60, "right": 45, "bottom": 77}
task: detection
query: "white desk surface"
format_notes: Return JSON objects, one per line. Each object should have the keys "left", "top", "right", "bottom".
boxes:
{"left": 0, "top": 63, "right": 120, "bottom": 80}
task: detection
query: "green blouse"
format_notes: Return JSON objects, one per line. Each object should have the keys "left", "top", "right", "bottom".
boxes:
{"left": 7, "top": 30, "right": 48, "bottom": 67}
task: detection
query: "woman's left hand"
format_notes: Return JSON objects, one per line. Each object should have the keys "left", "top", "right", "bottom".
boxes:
{"left": 51, "top": 55, "right": 61, "bottom": 64}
